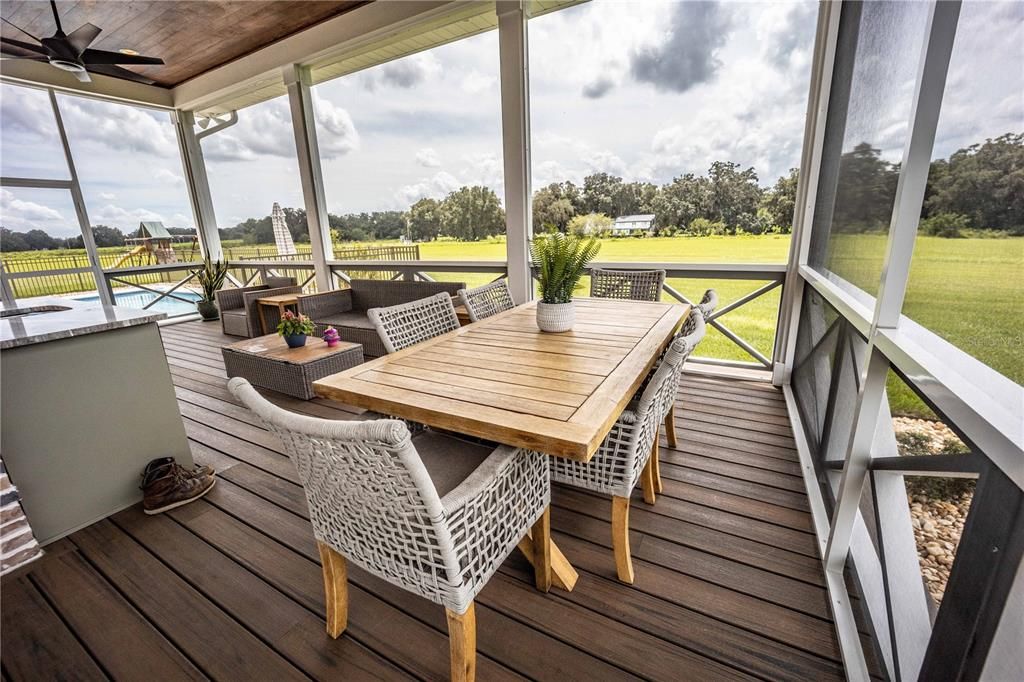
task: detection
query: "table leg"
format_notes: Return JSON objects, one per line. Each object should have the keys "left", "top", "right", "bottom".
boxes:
{"left": 517, "top": 529, "right": 578, "bottom": 592}
{"left": 258, "top": 303, "right": 270, "bottom": 335}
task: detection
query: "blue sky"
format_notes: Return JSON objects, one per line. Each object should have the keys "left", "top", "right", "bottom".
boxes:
{"left": 1, "top": 0, "right": 1020, "bottom": 239}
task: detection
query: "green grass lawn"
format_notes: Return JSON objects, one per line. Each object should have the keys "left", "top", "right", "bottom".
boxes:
{"left": 5, "top": 233, "right": 1019, "bottom": 418}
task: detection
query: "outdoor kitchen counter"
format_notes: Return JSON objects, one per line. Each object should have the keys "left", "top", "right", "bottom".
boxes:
{"left": 0, "top": 297, "right": 191, "bottom": 544}
{"left": 0, "top": 297, "right": 166, "bottom": 350}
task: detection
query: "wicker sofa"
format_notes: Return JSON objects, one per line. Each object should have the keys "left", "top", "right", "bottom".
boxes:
{"left": 215, "top": 276, "right": 301, "bottom": 337}
{"left": 296, "top": 279, "right": 465, "bottom": 357}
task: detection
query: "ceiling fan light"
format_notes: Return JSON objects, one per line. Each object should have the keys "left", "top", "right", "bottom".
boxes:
{"left": 49, "top": 58, "right": 85, "bottom": 73}
{"left": 118, "top": 48, "right": 139, "bottom": 56}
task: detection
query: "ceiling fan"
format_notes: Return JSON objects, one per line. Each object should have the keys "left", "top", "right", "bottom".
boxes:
{"left": 0, "top": 0, "right": 163, "bottom": 84}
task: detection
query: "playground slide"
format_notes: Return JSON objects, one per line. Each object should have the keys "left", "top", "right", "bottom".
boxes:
{"left": 112, "top": 245, "right": 148, "bottom": 268}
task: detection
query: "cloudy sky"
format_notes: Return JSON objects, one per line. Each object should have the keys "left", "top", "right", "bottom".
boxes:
{"left": 1, "top": 0, "right": 1021, "bottom": 239}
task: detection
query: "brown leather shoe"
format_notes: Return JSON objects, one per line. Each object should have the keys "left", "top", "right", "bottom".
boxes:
{"left": 141, "top": 461, "right": 216, "bottom": 515}
{"left": 142, "top": 457, "right": 214, "bottom": 481}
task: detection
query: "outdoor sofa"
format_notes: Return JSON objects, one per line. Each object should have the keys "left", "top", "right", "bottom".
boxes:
{"left": 216, "top": 276, "right": 301, "bottom": 337}
{"left": 296, "top": 278, "right": 465, "bottom": 357}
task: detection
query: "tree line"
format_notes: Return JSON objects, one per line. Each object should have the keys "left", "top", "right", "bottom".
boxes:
{"left": 2, "top": 134, "right": 1018, "bottom": 251}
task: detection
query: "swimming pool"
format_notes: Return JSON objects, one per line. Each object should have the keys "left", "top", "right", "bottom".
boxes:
{"left": 74, "top": 290, "right": 202, "bottom": 316}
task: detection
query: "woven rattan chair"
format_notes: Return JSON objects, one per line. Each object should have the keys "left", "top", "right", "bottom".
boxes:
{"left": 589, "top": 268, "right": 666, "bottom": 302}
{"left": 659, "top": 289, "right": 717, "bottom": 453}
{"left": 550, "top": 323, "right": 703, "bottom": 584}
{"left": 368, "top": 292, "right": 461, "bottom": 354}
{"left": 215, "top": 277, "right": 300, "bottom": 337}
{"left": 229, "top": 378, "right": 552, "bottom": 681}
{"left": 457, "top": 279, "right": 515, "bottom": 322}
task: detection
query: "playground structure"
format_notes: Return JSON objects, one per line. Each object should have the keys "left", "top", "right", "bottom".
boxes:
{"left": 114, "top": 221, "right": 198, "bottom": 268}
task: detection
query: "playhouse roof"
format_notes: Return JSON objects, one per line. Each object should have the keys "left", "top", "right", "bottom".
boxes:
{"left": 137, "top": 221, "right": 172, "bottom": 239}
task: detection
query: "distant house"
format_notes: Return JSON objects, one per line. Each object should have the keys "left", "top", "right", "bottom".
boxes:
{"left": 610, "top": 214, "right": 655, "bottom": 236}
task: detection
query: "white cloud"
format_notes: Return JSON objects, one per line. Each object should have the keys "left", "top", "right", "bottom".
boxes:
{"left": 395, "top": 171, "right": 461, "bottom": 206}
{"left": 153, "top": 168, "right": 185, "bottom": 186}
{"left": 1, "top": 188, "right": 64, "bottom": 228}
{"left": 462, "top": 70, "right": 496, "bottom": 94}
{"left": 99, "top": 192, "right": 117, "bottom": 200}
{"left": 362, "top": 52, "right": 442, "bottom": 90}
{"left": 416, "top": 147, "right": 442, "bottom": 168}
{"left": 59, "top": 97, "right": 177, "bottom": 157}
{"left": 202, "top": 96, "right": 358, "bottom": 163}
{"left": 92, "top": 203, "right": 166, "bottom": 231}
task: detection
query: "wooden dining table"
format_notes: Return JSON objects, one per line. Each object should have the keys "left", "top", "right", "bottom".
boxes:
{"left": 314, "top": 297, "right": 690, "bottom": 591}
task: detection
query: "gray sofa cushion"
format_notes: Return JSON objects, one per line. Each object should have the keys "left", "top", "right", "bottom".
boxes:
{"left": 318, "top": 311, "right": 377, "bottom": 330}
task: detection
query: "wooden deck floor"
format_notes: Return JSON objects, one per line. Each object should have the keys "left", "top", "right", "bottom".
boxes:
{"left": 1, "top": 320, "right": 879, "bottom": 681}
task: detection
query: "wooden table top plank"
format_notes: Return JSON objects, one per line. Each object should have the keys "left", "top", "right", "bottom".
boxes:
{"left": 315, "top": 300, "right": 689, "bottom": 459}
{"left": 392, "top": 355, "right": 600, "bottom": 395}
{"left": 353, "top": 369, "right": 579, "bottom": 420}
{"left": 256, "top": 294, "right": 300, "bottom": 305}
{"left": 437, "top": 340, "right": 618, "bottom": 376}
{"left": 504, "top": 310, "right": 655, "bottom": 333}
{"left": 322, "top": 376, "right": 595, "bottom": 455}
{"left": 373, "top": 362, "right": 588, "bottom": 408}
{"left": 457, "top": 331, "right": 628, "bottom": 361}
{"left": 467, "top": 327, "right": 638, "bottom": 350}
{"left": 224, "top": 334, "right": 360, "bottom": 364}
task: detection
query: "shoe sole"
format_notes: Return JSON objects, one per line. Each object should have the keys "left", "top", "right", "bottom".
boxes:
{"left": 143, "top": 478, "right": 216, "bottom": 515}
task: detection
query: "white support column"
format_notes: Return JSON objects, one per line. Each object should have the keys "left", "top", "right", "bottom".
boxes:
{"left": 172, "top": 110, "right": 223, "bottom": 261}
{"left": 284, "top": 64, "right": 334, "bottom": 292}
{"left": 49, "top": 90, "right": 114, "bottom": 307}
{"left": 497, "top": 1, "right": 533, "bottom": 304}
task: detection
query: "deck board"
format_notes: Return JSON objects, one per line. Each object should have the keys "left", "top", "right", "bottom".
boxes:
{"left": 0, "top": 319, "right": 882, "bottom": 681}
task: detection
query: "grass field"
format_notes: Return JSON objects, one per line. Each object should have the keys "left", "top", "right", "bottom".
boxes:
{"left": 4, "top": 233, "right": 1020, "bottom": 418}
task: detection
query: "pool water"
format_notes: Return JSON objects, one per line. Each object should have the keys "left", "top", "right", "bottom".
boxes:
{"left": 75, "top": 290, "right": 202, "bottom": 316}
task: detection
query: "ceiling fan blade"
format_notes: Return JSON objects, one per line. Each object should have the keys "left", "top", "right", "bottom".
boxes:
{"left": 81, "top": 48, "right": 163, "bottom": 65}
{"left": 66, "top": 22, "right": 101, "bottom": 54}
{"left": 86, "top": 63, "right": 156, "bottom": 85}
{"left": 0, "top": 36, "right": 49, "bottom": 58}
{"left": 1, "top": 17, "right": 42, "bottom": 42}
{"left": 73, "top": 68, "right": 91, "bottom": 83}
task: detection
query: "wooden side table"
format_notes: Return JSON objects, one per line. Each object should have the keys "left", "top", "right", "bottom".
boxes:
{"left": 256, "top": 294, "right": 299, "bottom": 335}
{"left": 222, "top": 334, "right": 364, "bottom": 400}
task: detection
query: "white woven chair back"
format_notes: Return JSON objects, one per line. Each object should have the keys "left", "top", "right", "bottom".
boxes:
{"left": 368, "top": 292, "right": 461, "bottom": 354}
{"left": 682, "top": 288, "right": 718, "bottom": 335}
{"left": 590, "top": 268, "right": 666, "bottom": 302}
{"left": 458, "top": 279, "right": 515, "bottom": 322}
{"left": 227, "top": 378, "right": 463, "bottom": 606}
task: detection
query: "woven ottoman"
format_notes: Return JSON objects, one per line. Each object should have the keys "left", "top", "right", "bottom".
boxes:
{"left": 222, "top": 334, "right": 363, "bottom": 400}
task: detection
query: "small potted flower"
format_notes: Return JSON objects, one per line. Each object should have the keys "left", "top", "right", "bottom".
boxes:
{"left": 276, "top": 310, "right": 314, "bottom": 348}
{"left": 322, "top": 326, "right": 341, "bottom": 348}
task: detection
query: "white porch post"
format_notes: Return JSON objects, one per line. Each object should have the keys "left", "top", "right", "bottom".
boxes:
{"left": 284, "top": 64, "right": 334, "bottom": 292}
{"left": 497, "top": 1, "right": 533, "bottom": 304}
{"left": 173, "top": 110, "right": 223, "bottom": 261}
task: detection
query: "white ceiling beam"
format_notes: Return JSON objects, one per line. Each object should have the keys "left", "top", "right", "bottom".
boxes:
{"left": 0, "top": 59, "right": 174, "bottom": 108}
{"left": 170, "top": 0, "right": 460, "bottom": 113}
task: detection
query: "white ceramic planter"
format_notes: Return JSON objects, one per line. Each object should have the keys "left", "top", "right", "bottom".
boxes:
{"left": 536, "top": 301, "right": 575, "bottom": 332}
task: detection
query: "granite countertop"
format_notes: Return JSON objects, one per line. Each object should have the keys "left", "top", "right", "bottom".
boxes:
{"left": 0, "top": 297, "right": 166, "bottom": 350}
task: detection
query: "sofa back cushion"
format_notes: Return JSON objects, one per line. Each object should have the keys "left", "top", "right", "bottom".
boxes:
{"left": 349, "top": 279, "right": 465, "bottom": 311}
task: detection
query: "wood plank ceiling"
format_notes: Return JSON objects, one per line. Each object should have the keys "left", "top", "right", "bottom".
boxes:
{"left": 0, "top": 0, "right": 367, "bottom": 87}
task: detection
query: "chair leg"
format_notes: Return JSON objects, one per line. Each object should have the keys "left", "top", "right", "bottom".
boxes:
{"left": 531, "top": 506, "right": 552, "bottom": 592}
{"left": 611, "top": 496, "right": 635, "bottom": 584}
{"left": 641, "top": 456, "right": 657, "bottom": 505}
{"left": 664, "top": 404, "right": 677, "bottom": 448}
{"left": 651, "top": 437, "right": 663, "bottom": 494}
{"left": 446, "top": 602, "right": 477, "bottom": 682}
{"left": 317, "top": 541, "right": 348, "bottom": 638}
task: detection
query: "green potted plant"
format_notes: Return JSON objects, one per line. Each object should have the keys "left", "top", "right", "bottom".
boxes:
{"left": 195, "top": 257, "right": 229, "bottom": 321}
{"left": 530, "top": 231, "right": 600, "bottom": 332}
{"left": 277, "top": 310, "right": 315, "bottom": 348}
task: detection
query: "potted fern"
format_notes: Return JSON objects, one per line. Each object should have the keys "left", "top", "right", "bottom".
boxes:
{"left": 195, "top": 257, "right": 229, "bottom": 321}
{"left": 530, "top": 231, "right": 600, "bottom": 332}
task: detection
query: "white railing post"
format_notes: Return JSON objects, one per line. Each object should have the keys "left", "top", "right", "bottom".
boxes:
{"left": 284, "top": 64, "right": 334, "bottom": 292}
{"left": 497, "top": 0, "right": 533, "bottom": 304}
{"left": 173, "top": 109, "right": 223, "bottom": 262}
